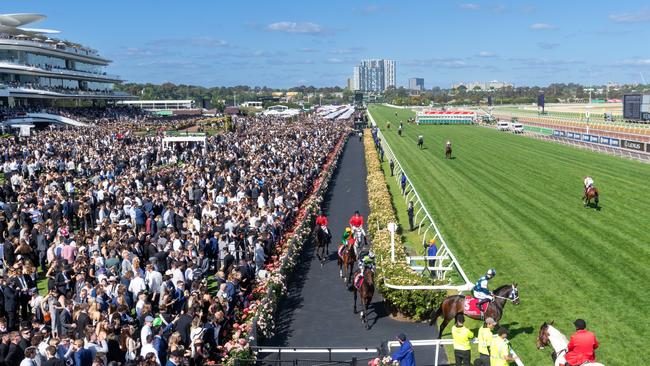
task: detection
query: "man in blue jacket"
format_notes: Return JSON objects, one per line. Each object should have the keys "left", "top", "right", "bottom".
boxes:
{"left": 391, "top": 333, "right": 416, "bottom": 366}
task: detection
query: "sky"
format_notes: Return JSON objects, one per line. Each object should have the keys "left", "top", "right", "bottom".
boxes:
{"left": 4, "top": 0, "right": 650, "bottom": 88}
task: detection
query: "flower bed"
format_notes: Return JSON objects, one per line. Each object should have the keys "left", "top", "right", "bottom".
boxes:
{"left": 220, "top": 133, "right": 349, "bottom": 364}
{"left": 363, "top": 129, "right": 446, "bottom": 320}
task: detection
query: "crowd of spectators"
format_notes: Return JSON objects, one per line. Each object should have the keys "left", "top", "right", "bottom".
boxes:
{"left": 0, "top": 108, "right": 349, "bottom": 366}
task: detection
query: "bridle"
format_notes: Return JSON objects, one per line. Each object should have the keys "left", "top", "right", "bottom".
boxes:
{"left": 493, "top": 285, "right": 519, "bottom": 302}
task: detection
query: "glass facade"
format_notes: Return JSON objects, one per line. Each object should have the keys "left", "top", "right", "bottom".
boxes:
{"left": 0, "top": 49, "right": 106, "bottom": 75}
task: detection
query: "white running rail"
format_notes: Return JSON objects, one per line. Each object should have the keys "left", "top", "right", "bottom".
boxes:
{"left": 367, "top": 110, "right": 473, "bottom": 292}
{"left": 387, "top": 339, "right": 525, "bottom": 366}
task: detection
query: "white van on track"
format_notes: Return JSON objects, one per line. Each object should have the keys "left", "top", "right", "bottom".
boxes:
{"left": 497, "top": 121, "right": 510, "bottom": 131}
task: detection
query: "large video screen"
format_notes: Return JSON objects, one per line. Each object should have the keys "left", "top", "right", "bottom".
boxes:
{"left": 623, "top": 94, "right": 642, "bottom": 120}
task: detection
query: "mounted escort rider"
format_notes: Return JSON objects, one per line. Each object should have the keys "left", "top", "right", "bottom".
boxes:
{"left": 349, "top": 210, "right": 365, "bottom": 256}
{"left": 315, "top": 210, "right": 330, "bottom": 236}
{"left": 473, "top": 269, "right": 497, "bottom": 318}
{"left": 583, "top": 176, "right": 594, "bottom": 197}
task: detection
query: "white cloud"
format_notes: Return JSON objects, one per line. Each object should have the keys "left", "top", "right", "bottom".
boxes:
{"left": 459, "top": 3, "right": 480, "bottom": 10}
{"left": 267, "top": 21, "right": 324, "bottom": 34}
{"left": 477, "top": 51, "right": 496, "bottom": 57}
{"left": 325, "top": 58, "right": 344, "bottom": 64}
{"left": 609, "top": 8, "right": 650, "bottom": 23}
{"left": 620, "top": 59, "right": 650, "bottom": 66}
{"left": 530, "top": 23, "right": 557, "bottom": 30}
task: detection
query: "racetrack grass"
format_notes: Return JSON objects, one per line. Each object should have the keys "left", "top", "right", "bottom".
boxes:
{"left": 369, "top": 104, "right": 649, "bottom": 365}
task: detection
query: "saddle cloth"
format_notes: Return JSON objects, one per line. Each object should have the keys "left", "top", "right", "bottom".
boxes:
{"left": 354, "top": 273, "right": 364, "bottom": 290}
{"left": 464, "top": 296, "right": 488, "bottom": 316}
{"left": 338, "top": 244, "right": 346, "bottom": 258}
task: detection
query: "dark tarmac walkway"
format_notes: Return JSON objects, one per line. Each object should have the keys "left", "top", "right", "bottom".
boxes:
{"left": 261, "top": 138, "right": 447, "bottom": 365}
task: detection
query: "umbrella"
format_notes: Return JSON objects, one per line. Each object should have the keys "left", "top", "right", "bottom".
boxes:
{"left": 15, "top": 34, "right": 29, "bottom": 39}
{"left": 44, "top": 38, "right": 55, "bottom": 43}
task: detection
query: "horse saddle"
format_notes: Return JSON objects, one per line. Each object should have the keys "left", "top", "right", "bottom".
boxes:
{"left": 338, "top": 244, "right": 346, "bottom": 258}
{"left": 354, "top": 273, "right": 364, "bottom": 290}
{"left": 463, "top": 296, "right": 489, "bottom": 316}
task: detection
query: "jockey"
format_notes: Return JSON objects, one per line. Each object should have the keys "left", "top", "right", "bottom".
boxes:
{"left": 446, "top": 140, "right": 452, "bottom": 148}
{"left": 583, "top": 176, "right": 594, "bottom": 196}
{"left": 358, "top": 251, "right": 376, "bottom": 277}
{"left": 341, "top": 227, "right": 352, "bottom": 245}
{"left": 473, "top": 269, "right": 496, "bottom": 317}
{"left": 315, "top": 210, "right": 329, "bottom": 235}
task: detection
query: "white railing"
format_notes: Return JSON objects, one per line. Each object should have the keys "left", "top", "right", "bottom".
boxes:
{"left": 387, "top": 338, "right": 525, "bottom": 366}
{"left": 367, "top": 110, "right": 473, "bottom": 292}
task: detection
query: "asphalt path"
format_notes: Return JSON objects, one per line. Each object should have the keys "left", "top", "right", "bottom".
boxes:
{"left": 261, "top": 137, "right": 447, "bottom": 365}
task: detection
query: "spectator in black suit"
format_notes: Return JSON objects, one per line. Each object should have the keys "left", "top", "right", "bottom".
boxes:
{"left": 1, "top": 277, "right": 18, "bottom": 331}
{"left": 56, "top": 300, "right": 73, "bottom": 338}
{"left": 54, "top": 266, "right": 72, "bottom": 297}
{"left": 12, "top": 269, "right": 35, "bottom": 320}
{"left": 4, "top": 332, "right": 23, "bottom": 366}
{"left": 42, "top": 346, "right": 64, "bottom": 366}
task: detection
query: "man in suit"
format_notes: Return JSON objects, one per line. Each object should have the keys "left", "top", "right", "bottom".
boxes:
{"left": 72, "top": 339, "right": 92, "bottom": 366}
{"left": 54, "top": 267, "right": 72, "bottom": 296}
{"left": 12, "top": 270, "right": 35, "bottom": 319}
{"left": 42, "top": 346, "right": 64, "bottom": 366}
{"left": 56, "top": 301, "right": 73, "bottom": 337}
{"left": 1, "top": 276, "right": 18, "bottom": 331}
{"left": 4, "top": 332, "right": 23, "bottom": 366}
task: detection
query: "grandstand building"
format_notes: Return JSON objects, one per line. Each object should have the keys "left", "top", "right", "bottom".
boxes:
{"left": 0, "top": 13, "right": 131, "bottom": 107}
{"left": 416, "top": 111, "right": 476, "bottom": 125}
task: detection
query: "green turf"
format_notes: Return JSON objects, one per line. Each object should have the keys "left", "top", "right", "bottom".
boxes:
{"left": 369, "top": 104, "right": 648, "bottom": 365}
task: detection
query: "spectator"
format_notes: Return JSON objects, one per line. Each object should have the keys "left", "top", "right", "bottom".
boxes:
{"left": 389, "top": 159, "right": 395, "bottom": 176}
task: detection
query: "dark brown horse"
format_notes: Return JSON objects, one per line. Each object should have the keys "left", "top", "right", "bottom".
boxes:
{"left": 583, "top": 186, "right": 599, "bottom": 208}
{"left": 429, "top": 284, "right": 520, "bottom": 337}
{"left": 314, "top": 225, "right": 331, "bottom": 265}
{"left": 352, "top": 268, "right": 375, "bottom": 329}
{"left": 338, "top": 241, "right": 357, "bottom": 284}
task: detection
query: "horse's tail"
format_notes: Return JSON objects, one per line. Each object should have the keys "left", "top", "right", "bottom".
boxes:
{"left": 429, "top": 304, "right": 443, "bottom": 326}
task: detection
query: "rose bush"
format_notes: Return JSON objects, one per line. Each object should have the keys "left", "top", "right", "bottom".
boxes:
{"left": 363, "top": 129, "right": 446, "bottom": 320}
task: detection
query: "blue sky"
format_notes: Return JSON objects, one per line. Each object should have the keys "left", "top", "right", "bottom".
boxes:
{"left": 5, "top": 0, "right": 650, "bottom": 88}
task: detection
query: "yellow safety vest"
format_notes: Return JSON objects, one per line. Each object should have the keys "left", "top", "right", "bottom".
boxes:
{"left": 490, "top": 337, "right": 510, "bottom": 366}
{"left": 452, "top": 325, "right": 474, "bottom": 351}
{"left": 477, "top": 326, "right": 494, "bottom": 355}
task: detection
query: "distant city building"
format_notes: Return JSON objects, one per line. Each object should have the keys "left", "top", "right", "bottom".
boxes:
{"left": 452, "top": 80, "right": 513, "bottom": 91}
{"left": 347, "top": 77, "right": 354, "bottom": 90}
{"left": 409, "top": 78, "right": 424, "bottom": 91}
{"left": 352, "top": 59, "right": 396, "bottom": 92}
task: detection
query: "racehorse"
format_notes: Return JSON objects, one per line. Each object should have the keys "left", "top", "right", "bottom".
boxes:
{"left": 429, "top": 284, "right": 520, "bottom": 337}
{"left": 445, "top": 144, "right": 452, "bottom": 159}
{"left": 583, "top": 186, "right": 599, "bottom": 208}
{"left": 417, "top": 136, "right": 424, "bottom": 149}
{"left": 537, "top": 322, "right": 604, "bottom": 366}
{"left": 352, "top": 268, "right": 375, "bottom": 330}
{"left": 314, "top": 225, "right": 331, "bottom": 265}
{"left": 338, "top": 241, "right": 357, "bottom": 284}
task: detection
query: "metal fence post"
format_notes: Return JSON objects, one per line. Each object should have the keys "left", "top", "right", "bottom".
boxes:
{"left": 351, "top": 357, "right": 357, "bottom": 366}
